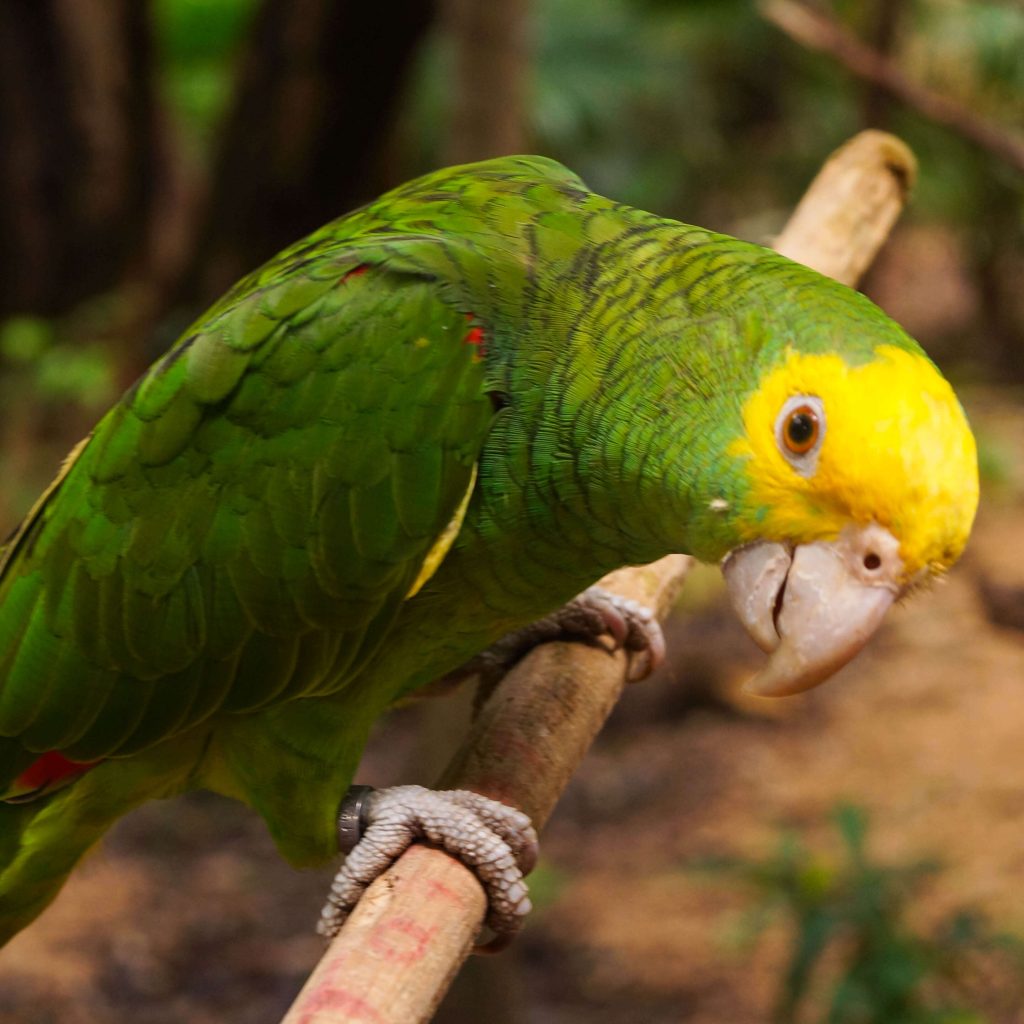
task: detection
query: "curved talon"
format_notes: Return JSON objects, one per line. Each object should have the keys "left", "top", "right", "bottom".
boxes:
{"left": 575, "top": 586, "right": 665, "bottom": 681}
{"left": 442, "top": 587, "right": 665, "bottom": 701}
{"left": 319, "top": 785, "right": 537, "bottom": 945}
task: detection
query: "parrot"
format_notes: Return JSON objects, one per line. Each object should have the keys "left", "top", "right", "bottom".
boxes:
{"left": 0, "top": 155, "right": 977, "bottom": 949}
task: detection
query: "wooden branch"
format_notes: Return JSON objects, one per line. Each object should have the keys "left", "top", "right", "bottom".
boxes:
{"left": 760, "top": 0, "right": 1024, "bottom": 176}
{"left": 279, "top": 129, "right": 914, "bottom": 1024}
{"left": 279, "top": 559, "right": 692, "bottom": 1024}
{"left": 773, "top": 129, "right": 916, "bottom": 286}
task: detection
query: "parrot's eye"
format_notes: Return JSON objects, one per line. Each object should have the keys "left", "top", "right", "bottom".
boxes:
{"left": 783, "top": 406, "right": 818, "bottom": 453}
{"left": 775, "top": 395, "right": 825, "bottom": 477}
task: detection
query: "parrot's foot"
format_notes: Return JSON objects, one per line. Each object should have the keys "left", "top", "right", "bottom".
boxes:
{"left": 318, "top": 785, "right": 538, "bottom": 951}
{"left": 473, "top": 585, "right": 666, "bottom": 686}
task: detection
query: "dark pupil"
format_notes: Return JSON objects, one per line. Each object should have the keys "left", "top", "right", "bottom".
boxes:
{"left": 787, "top": 412, "right": 816, "bottom": 446}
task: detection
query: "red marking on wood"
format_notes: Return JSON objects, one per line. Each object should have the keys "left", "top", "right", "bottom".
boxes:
{"left": 343, "top": 264, "right": 369, "bottom": 281}
{"left": 295, "top": 985, "right": 386, "bottom": 1024}
{"left": 425, "top": 878, "right": 463, "bottom": 905}
{"left": 367, "top": 915, "right": 435, "bottom": 964}
{"left": 475, "top": 729, "right": 544, "bottom": 774}
{"left": 14, "top": 752, "right": 99, "bottom": 794}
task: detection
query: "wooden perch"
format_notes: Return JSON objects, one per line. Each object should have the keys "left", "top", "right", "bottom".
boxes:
{"left": 773, "top": 129, "right": 916, "bottom": 285}
{"left": 760, "top": 0, "right": 1024, "bottom": 176}
{"left": 279, "top": 129, "right": 914, "bottom": 1024}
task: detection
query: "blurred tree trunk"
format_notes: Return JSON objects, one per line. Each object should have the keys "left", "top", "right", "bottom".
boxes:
{"left": 443, "top": 0, "right": 530, "bottom": 164}
{"left": 973, "top": 176, "right": 1024, "bottom": 381}
{"left": 181, "top": 0, "right": 437, "bottom": 306}
{"left": 0, "top": 0, "right": 159, "bottom": 317}
{"left": 859, "top": 0, "right": 909, "bottom": 127}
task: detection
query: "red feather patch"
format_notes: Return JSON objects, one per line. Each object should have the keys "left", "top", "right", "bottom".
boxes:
{"left": 463, "top": 314, "right": 486, "bottom": 361}
{"left": 6, "top": 752, "right": 99, "bottom": 803}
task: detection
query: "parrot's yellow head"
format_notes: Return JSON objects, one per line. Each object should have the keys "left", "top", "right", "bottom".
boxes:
{"left": 730, "top": 343, "right": 978, "bottom": 580}
{"left": 721, "top": 343, "right": 978, "bottom": 698}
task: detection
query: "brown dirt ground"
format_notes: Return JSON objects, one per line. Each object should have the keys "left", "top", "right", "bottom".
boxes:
{"left": 2, "top": 390, "right": 1024, "bottom": 1023}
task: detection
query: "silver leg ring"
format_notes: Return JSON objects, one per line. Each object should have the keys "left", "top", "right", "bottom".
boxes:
{"left": 336, "top": 785, "right": 376, "bottom": 853}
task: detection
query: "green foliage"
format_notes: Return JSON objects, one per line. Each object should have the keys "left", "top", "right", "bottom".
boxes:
{"left": 914, "top": 1, "right": 1024, "bottom": 111}
{"left": 412, "top": 0, "right": 1023, "bottom": 244}
{"left": 891, "top": 3, "right": 1024, "bottom": 231}
{"left": 0, "top": 317, "right": 114, "bottom": 409}
{"left": 0, "top": 318, "right": 50, "bottom": 366}
{"left": 536, "top": 0, "right": 860, "bottom": 223}
{"left": 974, "top": 429, "right": 1015, "bottom": 494}
{"left": 405, "top": 0, "right": 861, "bottom": 227}
{"left": 152, "top": 0, "right": 260, "bottom": 155}
{"left": 523, "top": 860, "right": 572, "bottom": 913}
{"left": 699, "top": 805, "right": 1024, "bottom": 1024}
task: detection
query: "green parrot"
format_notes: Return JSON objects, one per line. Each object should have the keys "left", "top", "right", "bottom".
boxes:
{"left": 0, "top": 156, "right": 977, "bottom": 948}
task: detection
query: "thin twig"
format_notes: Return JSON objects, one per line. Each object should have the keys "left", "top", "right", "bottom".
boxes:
{"left": 280, "top": 128, "right": 915, "bottom": 1024}
{"left": 760, "top": 0, "right": 1024, "bottom": 175}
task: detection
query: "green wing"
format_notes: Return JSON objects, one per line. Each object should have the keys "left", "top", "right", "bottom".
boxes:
{"left": 0, "top": 245, "right": 493, "bottom": 765}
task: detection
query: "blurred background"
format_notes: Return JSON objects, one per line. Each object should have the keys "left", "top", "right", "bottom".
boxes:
{"left": 2, "top": 0, "right": 1024, "bottom": 1020}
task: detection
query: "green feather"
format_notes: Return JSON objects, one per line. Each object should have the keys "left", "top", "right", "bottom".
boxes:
{"left": 185, "top": 332, "right": 252, "bottom": 402}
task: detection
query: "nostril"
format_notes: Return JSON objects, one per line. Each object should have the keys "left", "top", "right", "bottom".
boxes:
{"left": 863, "top": 552, "right": 882, "bottom": 571}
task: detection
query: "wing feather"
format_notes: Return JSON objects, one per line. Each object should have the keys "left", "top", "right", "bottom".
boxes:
{"left": 0, "top": 248, "right": 493, "bottom": 769}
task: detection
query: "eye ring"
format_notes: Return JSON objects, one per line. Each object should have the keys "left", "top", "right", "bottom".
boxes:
{"left": 774, "top": 394, "right": 826, "bottom": 477}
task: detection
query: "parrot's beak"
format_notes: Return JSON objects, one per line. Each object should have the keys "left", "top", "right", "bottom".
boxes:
{"left": 722, "top": 523, "right": 903, "bottom": 697}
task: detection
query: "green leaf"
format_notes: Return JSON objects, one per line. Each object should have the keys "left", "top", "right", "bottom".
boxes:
{"left": 0, "top": 317, "right": 52, "bottom": 364}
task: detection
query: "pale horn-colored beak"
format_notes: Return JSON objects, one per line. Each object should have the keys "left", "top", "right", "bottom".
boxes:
{"left": 722, "top": 523, "right": 903, "bottom": 697}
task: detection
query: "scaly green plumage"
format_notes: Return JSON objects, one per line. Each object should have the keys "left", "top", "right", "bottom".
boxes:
{"left": 0, "top": 155, "right": 971, "bottom": 944}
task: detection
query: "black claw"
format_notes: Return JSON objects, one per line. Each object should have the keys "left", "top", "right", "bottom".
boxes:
{"left": 474, "top": 930, "right": 518, "bottom": 955}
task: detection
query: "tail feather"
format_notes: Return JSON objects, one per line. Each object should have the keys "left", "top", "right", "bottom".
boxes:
{"left": 0, "top": 794, "right": 107, "bottom": 946}
{"left": 0, "top": 738, "right": 199, "bottom": 947}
